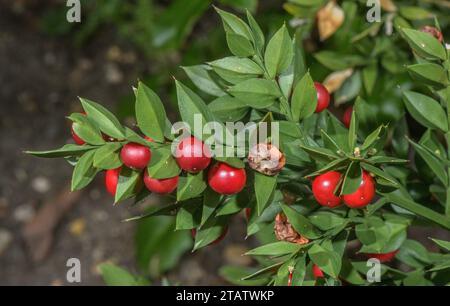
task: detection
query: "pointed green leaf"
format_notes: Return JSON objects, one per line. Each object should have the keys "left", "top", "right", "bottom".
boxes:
{"left": 80, "top": 98, "right": 125, "bottom": 139}
{"left": 403, "top": 91, "right": 448, "bottom": 132}
{"left": 291, "top": 72, "right": 317, "bottom": 121}
{"left": 264, "top": 24, "right": 293, "bottom": 78}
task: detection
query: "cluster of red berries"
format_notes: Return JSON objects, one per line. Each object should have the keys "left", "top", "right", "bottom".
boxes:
{"left": 312, "top": 171, "right": 375, "bottom": 209}
{"left": 71, "top": 118, "right": 247, "bottom": 197}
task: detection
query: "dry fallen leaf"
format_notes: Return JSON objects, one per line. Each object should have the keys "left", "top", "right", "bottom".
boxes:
{"left": 274, "top": 213, "right": 309, "bottom": 245}
{"left": 323, "top": 69, "right": 354, "bottom": 93}
{"left": 380, "top": 0, "right": 397, "bottom": 12}
{"left": 317, "top": 1, "right": 345, "bottom": 41}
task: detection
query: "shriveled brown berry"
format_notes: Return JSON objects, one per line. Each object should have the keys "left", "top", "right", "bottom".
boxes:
{"left": 420, "top": 26, "right": 443, "bottom": 43}
{"left": 274, "top": 213, "right": 309, "bottom": 245}
{"left": 248, "top": 143, "right": 286, "bottom": 176}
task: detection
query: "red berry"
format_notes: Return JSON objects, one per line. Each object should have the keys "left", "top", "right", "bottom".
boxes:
{"left": 342, "top": 171, "right": 375, "bottom": 208}
{"left": 312, "top": 171, "right": 342, "bottom": 208}
{"left": 207, "top": 163, "right": 246, "bottom": 195}
{"left": 70, "top": 112, "right": 86, "bottom": 145}
{"left": 105, "top": 167, "right": 121, "bottom": 196}
{"left": 364, "top": 250, "right": 398, "bottom": 263}
{"left": 191, "top": 227, "right": 228, "bottom": 245}
{"left": 342, "top": 106, "right": 353, "bottom": 128}
{"left": 71, "top": 125, "right": 85, "bottom": 145}
{"left": 175, "top": 136, "right": 211, "bottom": 173}
{"left": 143, "top": 169, "right": 179, "bottom": 194}
{"left": 312, "top": 264, "right": 325, "bottom": 279}
{"left": 120, "top": 143, "right": 151, "bottom": 169}
{"left": 314, "top": 82, "right": 330, "bottom": 113}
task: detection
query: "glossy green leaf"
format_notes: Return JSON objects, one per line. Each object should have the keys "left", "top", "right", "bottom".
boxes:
{"left": 341, "top": 162, "right": 362, "bottom": 195}
{"left": 264, "top": 24, "right": 293, "bottom": 78}
{"left": 26, "top": 144, "right": 96, "bottom": 158}
{"left": 136, "top": 82, "right": 167, "bottom": 142}
{"left": 182, "top": 65, "right": 225, "bottom": 97}
{"left": 115, "top": 167, "right": 142, "bottom": 203}
{"left": 245, "top": 241, "right": 303, "bottom": 256}
{"left": 226, "top": 33, "right": 254, "bottom": 57}
{"left": 80, "top": 98, "right": 125, "bottom": 139}
{"left": 291, "top": 72, "right": 317, "bottom": 121}
{"left": 177, "top": 172, "right": 207, "bottom": 201}
{"left": 407, "top": 63, "right": 449, "bottom": 87}
{"left": 69, "top": 113, "right": 105, "bottom": 145}
{"left": 403, "top": 91, "right": 448, "bottom": 132}
{"left": 93, "top": 142, "right": 122, "bottom": 170}
{"left": 228, "top": 78, "right": 281, "bottom": 109}
{"left": 282, "top": 204, "right": 321, "bottom": 239}
{"left": 401, "top": 28, "right": 447, "bottom": 60}
{"left": 208, "top": 95, "right": 249, "bottom": 122}
{"left": 408, "top": 139, "right": 447, "bottom": 185}
{"left": 71, "top": 149, "right": 99, "bottom": 191}
{"left": 147, "top": 146, "right": 181, "bottom": 179}
{"left": 254, "top": 172, "right": 277, "bottom": 215}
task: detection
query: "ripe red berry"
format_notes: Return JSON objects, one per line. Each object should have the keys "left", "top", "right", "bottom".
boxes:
{"left": 207, "top": 162, "right": 246, "bottom": 195}
{"left": 314, "top": 82, "right": 330, "bottom": 113}
{"left": 105, "top": 167, "right": 121, "bottom": 196}
{"left": 312, "top": 171, "right": 342, "bottom": 208}
{"left": 143, "top": 169, "right": 179, "bottom": 194}
{"left": 175, "top": 136, "right": 211, "bottom": 173}
{"left": 70, "top": 112, "right": 86, "bottom": 145}
{"left": 312, "top": 264, "right": 325, "bottom": 279}
{"left": 342, "top": 106, "right": 353, "bottom": 128}
{"left": 191, "top": 227, "right": 228, "bottom": 245}
{"left": 342, "top": 171, "right": 375, "bottom": 208}
{"left": 364, "top": 250, "right": 398, "bottom": 263}
{"left": 71, "top": 125, "right": 85, "bottom": 145}
{"left": 120, "top": 143, "right": 151, "bottom": 169}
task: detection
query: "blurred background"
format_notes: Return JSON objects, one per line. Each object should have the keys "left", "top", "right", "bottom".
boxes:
{"left": 1, "top": 0, "right": 449, "bottom": 285}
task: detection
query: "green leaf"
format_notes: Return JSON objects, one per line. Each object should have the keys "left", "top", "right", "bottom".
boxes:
{"left": 314, "top": 51, "right": 365, "bottom": 71}
{"left": 362, "top": 63, "right": 377, "bottom": 95}
{"left": 360, "top": 163, "right": 399, "bottom": 187}
{"left": 399, "top": 6, "right": 433, "bottom": 21}
{"left": 347, "top": 108, "right": 357, "bottom": 149}
{"left": 215, "top": 7, "right": 252, "bottom": 40}
{"left": 147, "top": 146, "right": 181, "bottom": 179}
{"left": 136, "top": 216, "right": 191, "bottom": 276}
{"left": 254, "top": 172, "right": 277, "bottom": 215}
{"left": 228, "top": 78, "right": 281, "bottom": 109}
{"left": 403, "top": 91, "right": 448, "bottom": 132}
{"left": 400, "top": 28, "right": 447, "bottom": 60}
{"left": 209, "top": 57, "right": 263, "bottom": 75}
{"left": 264, "top": 24, "right": 293, "bottom": 78}
{"left": 98, "top": 263, "right": 149, "bottom": 286}
{"left": 309, "top": 211, "right": 346, "bottom": 231}
{"left": 93, "top": 142, "right": 122, "bottom": 170}
{"left": 407, "top": 63, "right": 449, "bottom": 87}
{"left": 68, "top": 113, "right": 105, "bottom": 145}
{"left": 226, "top": 33, "right": 254, "bottom": 57}
{"left": 208, "top": 95, "right": 249, "bottom": 122}
{"left": 381, "top": 190, "right": 450, "bottom": 231}
{"left": 341, "top": 162, "right": 362, "bottom": 195}
{"left": 71, "top": 149, "right": 99, "bottom": 191}
{"left": 246, "top": 10, "right": 265, "bottom": 55}
{"left": 361, "top": 125, "right": 384, "bottom": 151}
{"left": 397, "top": 239, "right": 431, "bottom": 268}
{"left": 26, "top": 144, "right": 96, "bottom": 158}
{"left": 193, "top": 216, "right": 228, "bottom": 250}
{"left": 408, "top": 139, "right": 448, "bottom": 185}
{"left": 281, "top": 204, "right": 321, "bottom": 239}
{"left": 430, "top": 238, "right": 450, "bottom": 252}
{"left": 291, "top": 72, "right": 317, "bottom": 121}
{"left": 182, "top": 65, "right": 225, "bottom": 97}
{"left": 214, "top": 156, "right": 245, "bottom": 168}
{"left": 201, "top": 188, "right": 222, "bottom": 226}
{"left": 175, "top": 80, "right": 216, "bottom": 140}
{"left": 136, "top": 82, "right": 167, "bottom": 142}
{"left": 177, "top": 172, "right": 207, "bottom": 201}
{"left": 176, "top": 201, "right": 202, "bottom": 230}
{"left": 115, "top": 167, "right": 142, "bottom": 203}
{"left": 308, "top": 243, "right": 341, "bottom": 278}
{"left": 219, "top": 266, "right": 270, "bottom": 286}
{"left": 299, "top": 144, "right": 339, "bottom": 163}
{"left": 245, "top": 241, "right": 303, "bottom": 256}
{"left": 80, "top": 98, "right": 125, "bottom": 139}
